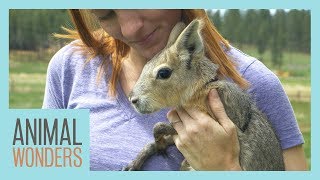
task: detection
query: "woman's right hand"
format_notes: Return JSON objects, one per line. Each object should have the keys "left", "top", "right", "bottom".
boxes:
{"left": 167, "top": 89, "right": 242, "bottom": 170}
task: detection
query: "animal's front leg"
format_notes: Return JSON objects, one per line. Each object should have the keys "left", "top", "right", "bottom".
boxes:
{"left": 153, "top": 122, "right": 177, "bottom": 155}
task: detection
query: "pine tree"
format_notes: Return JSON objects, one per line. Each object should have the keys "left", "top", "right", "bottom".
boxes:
{"left": 270, "top": 9, "right": 286, "bottom": 69}
{"left": 222, "top": 9, "right": 242, "bottom": 45}
{"left": 243, "top": 9, "right": 258, "bottom": 45}
{"left": 256, "top": 9, "right": 272, "bottom": 59}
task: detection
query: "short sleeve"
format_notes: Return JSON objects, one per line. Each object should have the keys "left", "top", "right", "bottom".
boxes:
{"left": 243, "top": 60, "right": 304, "bottom": 149}
{"left": 42, "top": 44, "right": 75, "bottom": 109}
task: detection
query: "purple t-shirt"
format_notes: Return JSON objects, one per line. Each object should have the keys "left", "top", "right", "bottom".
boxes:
{"left": 42, "top": 42, "right": 304, "bottom": 171}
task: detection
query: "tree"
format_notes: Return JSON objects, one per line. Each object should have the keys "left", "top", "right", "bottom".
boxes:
{"left": 222, "top": 9, "right": 242, "bottom": 45}
{"left": 270, "top": 9, "right": 286, "bottom": 69}
{"left": 242, "top": 9, "right": 258, "bottom": 45}
{"left": 301, "top": 10, "right": 311, "bottom": 53}
{"left": 286, "top": 9, "right": 303, "bottom": 52}
{"left": 255, "top": 9, "right": 272, "bottom": 59}
{"left": 9, "top": 10, "right": 69, "bottom": 50}
{"left": 210, "top": 10, "right": 222, "bottom": 32}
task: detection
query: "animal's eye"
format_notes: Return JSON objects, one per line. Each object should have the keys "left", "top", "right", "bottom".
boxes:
{"left": 156, "top": 68, "right": 172, "bottom": 79}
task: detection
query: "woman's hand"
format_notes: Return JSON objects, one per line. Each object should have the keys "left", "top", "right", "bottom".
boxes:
{"left": 167, "top": 89, "right": 242, "bottom": 170}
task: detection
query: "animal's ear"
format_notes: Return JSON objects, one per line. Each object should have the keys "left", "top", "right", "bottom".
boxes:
{"left": 173, "top": 19, "right": 204, "bottom": 56}
{"left": 165, "top": 22, "right": 186, "bottom": 48}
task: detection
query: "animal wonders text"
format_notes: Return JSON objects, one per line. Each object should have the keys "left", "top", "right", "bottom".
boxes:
{"left": 12, "top": 118, "right": 83, "bottom": 168}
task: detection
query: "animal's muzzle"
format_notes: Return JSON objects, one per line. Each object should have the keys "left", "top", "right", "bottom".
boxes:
{"left": 130, "top": 96, "right": 139, "bottom": 104}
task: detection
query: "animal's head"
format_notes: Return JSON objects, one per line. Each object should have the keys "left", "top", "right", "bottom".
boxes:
{"left": 129, "top": 19, "right": 218, "bottom": 114}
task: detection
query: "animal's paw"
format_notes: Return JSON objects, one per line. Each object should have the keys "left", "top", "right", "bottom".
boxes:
{"left": 153, "top": 122, "right": 171, "bottom": 139}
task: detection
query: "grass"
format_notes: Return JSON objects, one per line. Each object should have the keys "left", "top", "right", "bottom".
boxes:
{"left": 9, "top": 47, "right": 311, "bottom": 169}
{"left": 9, "top": 73, "right": 46, "bottom": 108}
{"left": 9, "top": 50, "right": 51, "bottom": 108}
{"left": 235, "top": 44, "right": 311, "bottom": 86}
{"left": 9, "top": 49, "right": 52, "bottom": 74}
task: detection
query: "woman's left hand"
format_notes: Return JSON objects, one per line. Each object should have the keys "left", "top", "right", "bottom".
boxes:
{"left": 167, "top": 89, "right": 242, "bottom": 170}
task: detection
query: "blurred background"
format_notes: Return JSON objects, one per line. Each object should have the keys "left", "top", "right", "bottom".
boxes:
{"left": 9, "top": 9, "right": 310, "bottom": 168}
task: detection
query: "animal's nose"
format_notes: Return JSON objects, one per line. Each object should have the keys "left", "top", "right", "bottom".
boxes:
{"left": 130, "top": 97, "right": 139, "bottom": 104}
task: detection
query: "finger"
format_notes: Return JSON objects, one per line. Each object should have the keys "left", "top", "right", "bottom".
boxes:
{"left": 172, "top": 134, "right": 188, "bottom": 155}
{"left": 172, "top": 134, "right": 179, "bottom": 144}
{"left": 167, "top": 109, "right": 185, "bottom": 133}
{"left": 176, "top": 107, "right": 193, "bottom": 124}
{"left": 183, "top": 107, "right": 211, "bottom": 123}
{"left": 208, "top": 89, "right": 231, "bottom": 127}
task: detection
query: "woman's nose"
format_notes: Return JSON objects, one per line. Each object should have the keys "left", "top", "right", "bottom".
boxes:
{"left": 116, "top": 10, "right": 144, "bottom": 41}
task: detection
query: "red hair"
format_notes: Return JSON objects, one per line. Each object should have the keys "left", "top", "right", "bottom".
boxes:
{"left": 58, "top": 9, "right": 248, "bottom": 96}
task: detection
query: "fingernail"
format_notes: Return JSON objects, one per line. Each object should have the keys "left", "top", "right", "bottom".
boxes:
{"left": 209, "top": 89, "right": 219, "bottom": 101}
{"left": 210, "top": 89, "right": 217, "bottom": 96}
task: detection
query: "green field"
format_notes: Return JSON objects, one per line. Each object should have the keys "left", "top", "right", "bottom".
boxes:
{"left": 9, "top": 50, "right": 50, "bottom": 108}
{"left": 9, "top": 47, "right": 311, "bottom": 169}
{"left": 236, "top": 44, "right": 311, "bottom": 86}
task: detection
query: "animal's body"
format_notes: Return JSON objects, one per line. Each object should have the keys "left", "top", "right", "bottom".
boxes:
{"left": 124, "top": 20, "right": 285, "bottom": 171}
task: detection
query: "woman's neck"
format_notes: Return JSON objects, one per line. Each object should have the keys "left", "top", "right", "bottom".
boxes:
{"left": 119, "top": 48, "right": 149, "bottom": 96}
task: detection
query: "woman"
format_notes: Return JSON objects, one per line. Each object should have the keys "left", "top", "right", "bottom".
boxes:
{"left": 43, "top": 9, "right": 307, "bottom": 170}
